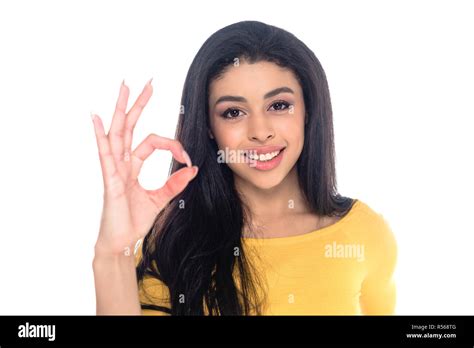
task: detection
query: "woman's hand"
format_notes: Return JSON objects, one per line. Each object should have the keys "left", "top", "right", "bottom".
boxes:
{"left": 91, "top": 79, "right": 198, "bottom": 258}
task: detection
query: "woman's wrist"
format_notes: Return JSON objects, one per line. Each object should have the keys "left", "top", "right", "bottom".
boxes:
{"left": 93, "top": 238, "right": 137, "bottom": 260}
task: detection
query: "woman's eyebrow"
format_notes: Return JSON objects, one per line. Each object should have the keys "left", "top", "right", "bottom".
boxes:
{"left": 263, "top": 86, "right": 294, "bottom": 99}
{"left": 214, "top": 86, "right": 294, "bottom": 107}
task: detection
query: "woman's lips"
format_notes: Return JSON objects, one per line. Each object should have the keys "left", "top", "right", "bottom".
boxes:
{"left": 243, "top": 145, "right": 286, "bottom": 155}
{"left": 245, "top": 148, "right": 285, "bottom": 171}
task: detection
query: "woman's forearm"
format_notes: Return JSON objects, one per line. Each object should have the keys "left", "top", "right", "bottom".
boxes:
{"left": 92, "top": 251, "right": 141, "bottom": 315}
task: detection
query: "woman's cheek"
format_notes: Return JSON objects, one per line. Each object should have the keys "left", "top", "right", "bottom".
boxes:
{"left": 278, "top": 117, "right": 305, "bottom": 160}
{"left": 216, "top": 125, "right": 246, "bottom": 150}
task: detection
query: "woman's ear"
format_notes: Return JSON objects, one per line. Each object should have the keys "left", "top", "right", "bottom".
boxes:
{"left": 208, "top": 128, "right": 215, "bottom": 139}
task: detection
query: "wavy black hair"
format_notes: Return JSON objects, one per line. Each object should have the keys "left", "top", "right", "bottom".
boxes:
{"left": 136, "top": 20, "right": 354, "bottom": 315}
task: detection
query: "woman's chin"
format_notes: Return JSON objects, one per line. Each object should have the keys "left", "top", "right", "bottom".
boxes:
{"left": 252, "top": 180, "right": 283, "bottom": 191}
{"left": 236, "top": 172, "right": 287, "bottom": 191}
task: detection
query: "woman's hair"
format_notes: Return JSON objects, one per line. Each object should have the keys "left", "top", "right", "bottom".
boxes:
{"left": 136, "top": 20, "right": 354, "bottom": 315}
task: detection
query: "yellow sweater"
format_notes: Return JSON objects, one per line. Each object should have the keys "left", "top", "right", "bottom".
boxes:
{"left": 135, "top": 199, "right": 397, "bottom": 315}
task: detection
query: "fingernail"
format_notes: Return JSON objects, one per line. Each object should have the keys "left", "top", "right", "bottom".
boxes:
{"left": 147, "top": 77, "right": 153, "bottom": 86}
{"left": 182, "top": 150, "right": 192, "bottom": 168}
{"left": 90, "top": 112, "right": 96, "bottom": 121}
{"left": 122, "top": 79, "right": 126, "bottom": 87}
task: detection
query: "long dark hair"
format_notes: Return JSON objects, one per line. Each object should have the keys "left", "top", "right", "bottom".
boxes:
{"left": 136, "top": 20, "right": 354, "bottom": 315}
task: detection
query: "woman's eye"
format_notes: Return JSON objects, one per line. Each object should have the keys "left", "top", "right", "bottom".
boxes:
{"left": 269, "top": 101, "right": 291, "bottom": 111}
{"left": 221, "top": 108, "right": 243, "bottom": 119}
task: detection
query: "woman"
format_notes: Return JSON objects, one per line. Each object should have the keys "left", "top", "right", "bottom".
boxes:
{"left": 91, "top": 20, "right": 397, "bottom": 315}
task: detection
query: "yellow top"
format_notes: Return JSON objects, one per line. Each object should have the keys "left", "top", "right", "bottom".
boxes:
{"left": 135, "top": 199, "right": 397, "bottom": 315}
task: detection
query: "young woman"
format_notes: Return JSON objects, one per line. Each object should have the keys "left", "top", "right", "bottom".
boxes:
{"left": 91, "top": 21, "right": 397, "bottom": 315}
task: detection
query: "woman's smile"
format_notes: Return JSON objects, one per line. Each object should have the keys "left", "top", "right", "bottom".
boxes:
{"left": 243, "top": 146, "right": 286, "bottom": 171}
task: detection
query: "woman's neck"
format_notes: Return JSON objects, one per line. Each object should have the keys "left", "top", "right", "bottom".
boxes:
{"left": 235, "top": 166, "right": 313, "bottom": 235}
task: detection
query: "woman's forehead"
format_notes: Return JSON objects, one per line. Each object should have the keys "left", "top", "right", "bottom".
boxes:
{"left": 209, "top": 61, "right": 301, "bottom": 104}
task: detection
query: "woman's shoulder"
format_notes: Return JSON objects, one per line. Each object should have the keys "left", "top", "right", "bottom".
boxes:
{"left": 349, "top": 199, "right": 394, "bottom": 234}
{"left": 348, "top": 199, "right": 397, "bottom": 269}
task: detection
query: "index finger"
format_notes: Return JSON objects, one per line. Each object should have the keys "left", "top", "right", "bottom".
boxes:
{"left": 130, "top": 134, "right": 193, "bottom": 180}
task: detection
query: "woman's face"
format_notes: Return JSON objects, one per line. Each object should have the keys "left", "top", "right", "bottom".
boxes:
{"left": 208, "top": 60, "right": 306, "bottom": 190}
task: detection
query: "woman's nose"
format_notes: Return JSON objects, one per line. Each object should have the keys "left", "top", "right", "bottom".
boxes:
{"left": 247, "top": 114, "right": 275, "bottom": 142}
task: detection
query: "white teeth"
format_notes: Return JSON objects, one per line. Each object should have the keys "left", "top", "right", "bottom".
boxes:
{"left": 248, "top": 150, "right": 281, "bottom": 162}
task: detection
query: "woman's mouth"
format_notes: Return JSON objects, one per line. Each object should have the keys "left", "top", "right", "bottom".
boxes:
{"left": 244, "top": 147, "right": 286, "bottom": 171}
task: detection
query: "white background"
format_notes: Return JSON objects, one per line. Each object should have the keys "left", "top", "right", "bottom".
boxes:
{"left": 0, "top": 0, "right": 473, "bottom": 315}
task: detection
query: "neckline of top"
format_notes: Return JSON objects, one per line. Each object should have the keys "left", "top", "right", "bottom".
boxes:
{"left": 241, "top": 199, "right": 362, "bottom": 245}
